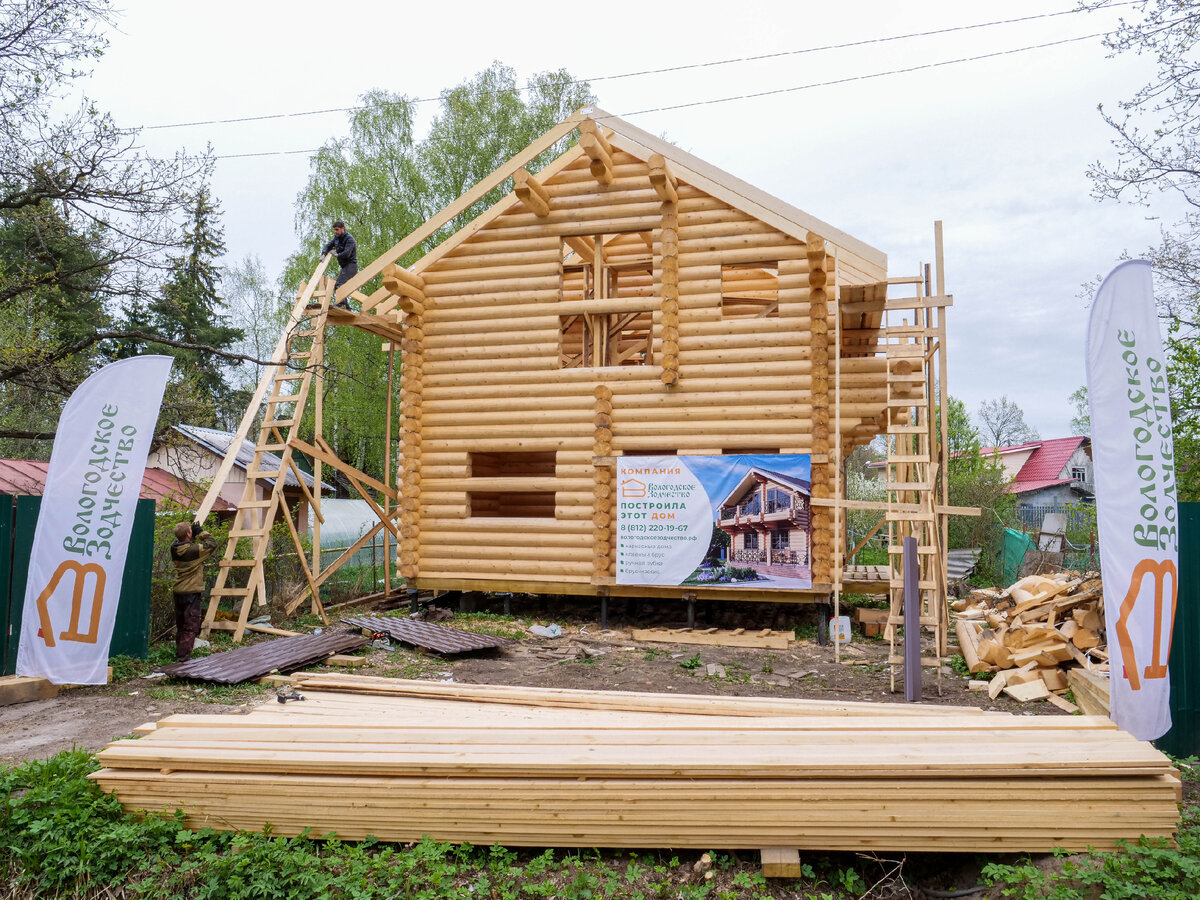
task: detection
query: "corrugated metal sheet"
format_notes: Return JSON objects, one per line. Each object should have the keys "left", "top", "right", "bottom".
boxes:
{"left": 947, "top": 548, "right": 982, "bottom": 584}
{"left": 161, "top": 630, "right": 367, "bottom": 684}
{"left": 343, "top": 615, "right": 514, "bottom": 655}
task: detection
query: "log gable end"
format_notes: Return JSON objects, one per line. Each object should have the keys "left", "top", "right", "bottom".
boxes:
{"left": 389, "top": 109, "right": 892, "bottom": 596}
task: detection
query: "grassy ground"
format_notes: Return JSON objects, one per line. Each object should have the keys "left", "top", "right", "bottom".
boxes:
{"left": 1, "top": 750, "right": 1197, "bottom": 899}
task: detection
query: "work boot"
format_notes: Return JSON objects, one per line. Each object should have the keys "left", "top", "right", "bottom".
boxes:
{"left": 335, "top": 299, "right": 353, "bottom": 311}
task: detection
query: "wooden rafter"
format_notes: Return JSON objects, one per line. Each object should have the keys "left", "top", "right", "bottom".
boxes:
{"left": 334, "top": 109, "right": 592, "bottom": 301}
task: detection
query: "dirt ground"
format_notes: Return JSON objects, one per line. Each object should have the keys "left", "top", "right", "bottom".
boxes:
{"left": 0, "top": 593, "right": 1062, "bottom": 767}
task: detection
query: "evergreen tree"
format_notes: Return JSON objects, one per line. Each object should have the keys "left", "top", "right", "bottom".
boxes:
{"left": 151, "top": 187, "right": 243, "bottom": 423}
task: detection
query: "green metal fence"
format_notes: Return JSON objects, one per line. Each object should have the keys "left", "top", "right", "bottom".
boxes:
{"left": 0, "top": 493, "right": 154, "bottom": 676}
{"left": 1159, "top": 501, "right": 1200, "bottom": 757}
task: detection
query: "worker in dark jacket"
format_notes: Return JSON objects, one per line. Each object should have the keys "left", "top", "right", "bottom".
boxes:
{"left": 170, "top": 521, "right": 217, "bottom": 661}
{"left": 321, "top": 221, "right": 358, "bottom": 310}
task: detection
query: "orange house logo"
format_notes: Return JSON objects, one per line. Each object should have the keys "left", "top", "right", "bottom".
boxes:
{"left": 1114, "top": 558, "right": 1177, "bottom": 691}
{"left": 620, "top": 478, "right": 647, "bottom": 498}
{"left": 35, "top": 560, "right": 107, "bottom": 648}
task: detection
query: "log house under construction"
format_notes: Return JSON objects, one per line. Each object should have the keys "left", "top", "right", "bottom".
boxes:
{"left": 198, "top": 107, "right": 968, "bottom": 684}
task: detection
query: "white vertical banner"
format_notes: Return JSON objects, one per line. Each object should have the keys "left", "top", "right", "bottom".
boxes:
{"left": 1086, "top": 260, "right": 1179, "bottom": 740}
{"left": 16, "top": 356, "right": 173, "bottom": 685}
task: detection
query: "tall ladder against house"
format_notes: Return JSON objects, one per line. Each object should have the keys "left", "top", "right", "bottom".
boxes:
{"left": 883, "top": 253, "right": 951, "bottom": 693}
{"left": 197, "top": 257, "right": 335, "bottom": 642}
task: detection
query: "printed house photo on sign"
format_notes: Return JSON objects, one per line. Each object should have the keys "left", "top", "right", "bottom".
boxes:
{"left": 615, "top": 454, "right": 812, "bottom": 590}
{"left": 713, "top": 461, "right": 812, "bottom": 587}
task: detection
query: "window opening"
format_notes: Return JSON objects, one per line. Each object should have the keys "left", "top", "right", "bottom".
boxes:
{"left": 561, "top": 232, "right": 654, "bottom": 368}
{"left": 468, "top": 492, "right": 555, "bottom": 518}
{"left": 770, "top": 530, "right": 790, "bottom": 550}
{"left": 468, "top": 451, "right": 557, "bottom": 518}
{"left": 721, "top": 262, "right": 779, "bottom": 318}
{"left": 470, "top": 451, "right": 556, "bottom": 478}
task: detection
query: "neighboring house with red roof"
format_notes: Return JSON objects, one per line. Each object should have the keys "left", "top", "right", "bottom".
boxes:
{"left": 0, "top": 458, "right": 235, "bottom": 515}
{"left": 867, "top": 436, "right": 1094, "bottom": 508}
{"left": 990, "top": 436, "right": 1093, "bottom": 507}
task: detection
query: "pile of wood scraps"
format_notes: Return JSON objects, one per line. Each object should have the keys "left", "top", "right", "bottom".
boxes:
{"left": 90, "top": 674, "right": 1178, "bottom": 852}
{"left": 953, "top": 573, "right": 1107, "bottom": 712}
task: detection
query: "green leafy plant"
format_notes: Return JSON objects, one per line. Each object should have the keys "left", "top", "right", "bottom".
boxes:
{"left": 679, "top": 653, "right": 702, "bottom": 672}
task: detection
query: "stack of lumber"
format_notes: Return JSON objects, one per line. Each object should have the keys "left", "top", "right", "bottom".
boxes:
{"left": 952, "top": 574, "right": 1108, "bottom": 711}
{"left": 631, "top": 627, "right": 796, "bottom": 650}
{"left": 91, "top": 674, "right": 1177, "bottom": 852}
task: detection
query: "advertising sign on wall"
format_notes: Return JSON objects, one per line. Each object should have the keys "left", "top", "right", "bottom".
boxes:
{"left": 616, "top": 454, "right": 813, "bottom": 590}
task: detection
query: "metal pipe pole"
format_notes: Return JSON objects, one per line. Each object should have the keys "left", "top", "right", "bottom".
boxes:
{"left": 904, "top": 535, "right": 922, "bottom": 701}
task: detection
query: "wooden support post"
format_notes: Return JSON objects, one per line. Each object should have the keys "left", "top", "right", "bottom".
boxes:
{"left": 513, "top": 167, "right": 550, "bottom": 217}
{"left": 384, "top": 345, "right": 394, "bottom": 601}
{"left": 311, "top": 302, "right": 324, "bottom": 615}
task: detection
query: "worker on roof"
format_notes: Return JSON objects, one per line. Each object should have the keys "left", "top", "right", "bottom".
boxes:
{"left": 321, "top": 220, "right": 358, "bottom": 311}
{"left": 170, "top": 520, "right": 217, "bottom": 662}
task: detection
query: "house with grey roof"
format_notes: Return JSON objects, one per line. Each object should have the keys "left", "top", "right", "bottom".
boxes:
{"left": 147, "top": 425, "right": 332, "bottom": 530}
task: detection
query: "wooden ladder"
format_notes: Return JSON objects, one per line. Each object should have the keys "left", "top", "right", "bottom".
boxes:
{"left": 883, "top": 289, "right": 948, "bottom": 694}
{"left": 199, "top": 267, "right": 334, "bottom": 642}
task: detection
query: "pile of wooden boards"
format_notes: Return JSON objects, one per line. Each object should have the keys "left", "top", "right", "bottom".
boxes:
{"left": 90, "top": 673, "right": 1177, "bottom": 852}
{"left": 953, "top": 573, "right": 1108, "bottom": 711}
{"left": 631, "top": 627, "right": 796, "bottom": 649}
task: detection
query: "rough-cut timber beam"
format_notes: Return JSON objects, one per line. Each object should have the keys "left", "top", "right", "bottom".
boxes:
{"left": 564, "top": 235, "right": 595, "bottom": 263}
{"left": 513, "top": 167, "right": 550, "bottom": 217}
{"left": 648, "top": 153, "right": 678, "bottom": 203}
{"left": 579, "top": 120, "right": 614, "bottom": 185}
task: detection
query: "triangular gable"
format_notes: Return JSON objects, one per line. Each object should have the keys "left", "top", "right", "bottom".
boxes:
{"left": 718, "top": 467, "right": 813, "bottom": 509}
{"left": 361, "top": 107, "right": 886, "bottom": 305}
{"left": 590, "top": 108, "right": 886, "bottom": 282}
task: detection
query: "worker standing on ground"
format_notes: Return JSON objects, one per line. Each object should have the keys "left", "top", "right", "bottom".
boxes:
{"left": 170, "top": 520, "right": 217, "bottom": 662}
{"left": 321, "top": 220, "right": 358, "bottom": 310}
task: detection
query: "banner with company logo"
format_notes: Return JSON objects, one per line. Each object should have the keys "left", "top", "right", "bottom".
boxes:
{"left": 1086, "top": 260, "right": 1179, "bottom": 740}
{"left": 16, "top": 356, "right": 173, "bottom": 685}
{"left": 616, "top": 454, "right": 813, "bottom": 590}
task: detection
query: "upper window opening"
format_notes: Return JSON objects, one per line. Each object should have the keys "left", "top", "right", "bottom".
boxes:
{"left": 722, "top": 263, "right": 779, "bottom": 318}
{"left": 470, "top": 451, "right": 557, "bottom": 478}
{"left": 561, "top": 233, "right": 654, "bottom": 368}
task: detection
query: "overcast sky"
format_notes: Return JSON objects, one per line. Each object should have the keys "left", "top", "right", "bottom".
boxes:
{"left": 84, "top": 0, "right": 1177, "bottom": 438}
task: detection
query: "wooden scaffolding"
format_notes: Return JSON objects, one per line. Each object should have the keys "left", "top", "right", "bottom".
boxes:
{"left": 831, "top": 224, "right": 977, "bottom": 691}
{"left": 194, "top": 255, "right": 406, "bottom": 642}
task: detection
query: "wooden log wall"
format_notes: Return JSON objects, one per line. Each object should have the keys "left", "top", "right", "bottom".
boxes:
{"left": 404, "top": 149, "right": 890, "bottom": 592}
{"left": 395, "top": 269, "right": 426, "bottom": 582}
{"left": 806, "top": 234, "right": 833, "bottom": 585}
{"left": 594, "top": 386, "right": 614, "bottom": 577}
